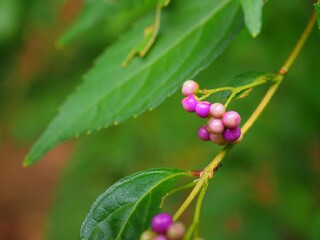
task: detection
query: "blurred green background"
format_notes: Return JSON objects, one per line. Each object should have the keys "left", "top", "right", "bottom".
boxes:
{"left": 0, "top": 0, "right": 319, "bottom": 239}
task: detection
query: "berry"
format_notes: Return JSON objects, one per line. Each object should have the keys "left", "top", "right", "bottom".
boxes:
{"left": 234, "top": 132, "right": 243, "bottom": 144}
{"left": 195, "top": 101, "right": 211, "bottom": 118}
{"left": 210, "top": 103, "right": 226, "bottom": 118}
{"left": 181, "top": 94, "right": 198, "bottom": 112}
{"left": 167, "top": 222, "right": 186, "bottom": 240}
{"left": 210, "top": 133, "right": 227, "bottom": 145}
{"left": 140, "top": 230, "right": 156, "bottom": 240}
{"left": 222, "top": 126, "right": 241, "bottom": 142}
{"left": 182, "top": 80, "right": 199, "bottom": 96}
{"left": 155, "top": 235, "right": 168, "bottom": 240}
{"left": 222, "top": 111, "right": 241, "bottom": 128}
{"left": 151, "top": 213, "right": 173, "bottom": 234}
{"left": 207, "top": 118, "right": 224, "bottom": 134}
{"left": 198, "top": 126, "right": 210, "bottom": 141}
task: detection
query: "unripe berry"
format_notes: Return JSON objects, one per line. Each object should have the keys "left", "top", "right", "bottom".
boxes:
{"left": 167, "top": 222, "right": 185, "bottom": 240}
{"left": 210, "top": 103, "right": 225, "bottom": 118}
{"left": 210, "top": 133, "right": 227, "bottom": 145}
{"left": 222, "top": 111, "right": 241, "bottom": 128}
{"left": 198, "top": 126, "right": 210, "bottom": 141}
{"left": 182, "top": 80, "right": 199, "bottom": 96}
{"left": 207, "top": 118, "right": 224, "bottom": 134}
{"left": 195, "top": 101, "right": 211, "bottom": 118}
{"left": 222, "top": 126, "right": 241, "bottom": 142}
{"left": 140, "top": 230, "right": 156, "bottom": 240}
{"left": 151, "top": 213, "right": 173, "bottom": 234}
{"left": 155, "top": 235, "right": 168, "bottom": 240}
{"left": 181, "top": 94, "right": 198, "bottom": 112}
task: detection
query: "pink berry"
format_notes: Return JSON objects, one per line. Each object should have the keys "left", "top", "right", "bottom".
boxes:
{"left": 151, "top": 213, "right": 173, "bottom": 234}
{"left": 195, "top": 101, "right": 211, "bottom": 118}
{"left": 210, "top": 103, "right": 226, "bottom": 118}
{"left": 222, "top": 111, "right": 241, "bottom": 128}
{"left": 198, "top": 126, "right": 210, "bottom": 141}
{"left": 155, "top": 235, "right": 168, "bottom": 240}
{"left": 207, "top": 118, "right": 224, "bottom": 134}
{"left": 140, "top": 230, "right": 156, "bottom": 240}
{"left": 167, "top": 222, "right": 185, "bottom": 240}
{"left": 222, "top": 127, "right": 241, "bottom": 142}
{"left": 210, "top": 133, "right": 227, "bottom": 145}
{"left": 181, "top": 80, "right": 199, "bottom": 96}
{"left": 181, "top": 94, "right": 198, "bottom": 112}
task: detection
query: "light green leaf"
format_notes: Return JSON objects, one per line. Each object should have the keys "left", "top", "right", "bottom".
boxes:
{"left": 24, "top": 0, "right": 243, "bottom": 166}
{"left": 80, "top": 168, "right": 187, "bottom": 240}
{"left": 57, "top": 0, "right": 156, "bottom": 47}
{"left": 315, "top": 3, "right": 320, "bottom": 29}
{"left": 239, "top": 0, "right": 264, "bottom": 37}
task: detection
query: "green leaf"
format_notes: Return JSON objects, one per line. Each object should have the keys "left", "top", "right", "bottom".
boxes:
{"left": 80, "top": 168, "right": 187, "bottom": 240}
{"left": 219, "top": 71, "right": 274, "bottom": 99}
{"left": 315, "top": 3, "right": 320, "bottom": 30}
{"left": 239, "top": 0, "right": 264, "bottom": 37}
{"left": 24, "top": 0, "right": 243, "bottom": 166}
{"left": 57, "top": 0, "right": 156, "bottom": 47}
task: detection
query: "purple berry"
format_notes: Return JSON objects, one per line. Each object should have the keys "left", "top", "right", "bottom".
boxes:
{"left": 181, "top": 94, "right": 198, "bottom": 112}
{"left": 140, "top": 230, "right": 156, "bottom": 240}
{"left": 210, "top": 103, "right": 226, "bottom": 118}
{"left": 182, "top": 80, "right": 199, "bottom": 96}
{"left": 222, "top": 111, "right": 241, "bottom": 128}
{"left": 207, "top": 118, "right": 224, "bottom": 134}
{"left": 222, "top": 126, "right": 241, "bottom": 142}
{"left": 210, "top": 133, "right": 227, "bottom": 145}
{"left": 198, "top": 126, "right": 210, "bottom": 141}
{"left": 155, "top": 235, "right": 168, "bottom": 240}
{"left": 151, "top": 213, "right": 173, "bottom": 234}
{"left": 195, "top": 101, "right": 211, "bottom": 118}
{"left": 167, "top": 222, "right": 186, "bottom": 240}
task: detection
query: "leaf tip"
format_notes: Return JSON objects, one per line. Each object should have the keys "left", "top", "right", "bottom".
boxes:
{"left": 22, "top": 157, "right": 31, "bottom": 167}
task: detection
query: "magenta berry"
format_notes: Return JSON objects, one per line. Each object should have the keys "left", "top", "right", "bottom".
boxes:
{"left": 222, "top": 111, "right": 241, "bottom": 128}
{"left": 198, "top": 126, "right": 210, "bottom": 141}
{"left": 182, "top": 80, "right": 199, "bottom": 96}
{"left": 151, "top": 213, "right": 173, "bottom": 234}
{"left": 210, "top": 133, "right": 227, "bottom": 145}
{"left": 167, "top": 222, "right": 186, "bottom": 240}
{"left": 181, "top": 94, "right": 198, "bottom": 112}
{"left": 195, "top": 101, "right": 211, "bottom": 118}
{"left": 210, "top": 103, "right": 226, "bottom": 118}
{"left": 222, "top": 126, "right": 241, "bottom": 142}
{"left": 207, "top": 118, "right": 224, "bottom": 134}
{"left": 140, "top": 230, "right": 156, "bottom": 240}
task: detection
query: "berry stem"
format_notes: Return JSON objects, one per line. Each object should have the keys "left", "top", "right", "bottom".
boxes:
{"left": 174, "top": 9, "right": 316, "bottom": 221}
{"left": 184, "top": 182, "right": 208, "bottom": 240}
{"left": 160, "top": 181, "right": 197, "bottom": 208}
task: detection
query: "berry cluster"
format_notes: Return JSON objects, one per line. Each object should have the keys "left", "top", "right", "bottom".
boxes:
{"left": 140, "top": 213, "right": 185, "bottom": 240}
{"left": 181, "top": 80, "right": 242, "bottom": 144}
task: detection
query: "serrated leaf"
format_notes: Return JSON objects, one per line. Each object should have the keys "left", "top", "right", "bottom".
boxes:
{"left": 219, "top": 71, "right": 274, "bottom": 99}
{"left": 80, "top": 168, "right": 187, "bottom": 240}
{"left": 24, "top": 0, "right": 243, "bottom": 166}
{"left": 315, "top": 3, "right": 320, "bottom": 29}
{"left": 239, "top": 0, "right": 264, "bottom": 37}
{"left": 57, "top": 0, "right": 156, "bottom": 47}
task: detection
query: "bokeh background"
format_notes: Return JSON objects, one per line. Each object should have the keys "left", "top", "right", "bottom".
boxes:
{"left": 0, "top": 0, "right": 319, "bottom": 239}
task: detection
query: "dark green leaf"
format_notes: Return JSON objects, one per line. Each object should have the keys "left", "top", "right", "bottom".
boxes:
{"left": 24, "top": 0, "right": 243, "bottom": 166}
{"left": 240, "top": 0, "right": 264, "bottom": 37}
{"left": 315, "top": 3, "right": 320, "bottom": 29}
{"left": 57, "top": 0, "right": 156, "bottom": 46}
{"left": 80, "top": 168, "right": 187, "bottom": 240}
{"left": 218, "top": 71, "right": 274, "bottom": 99}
